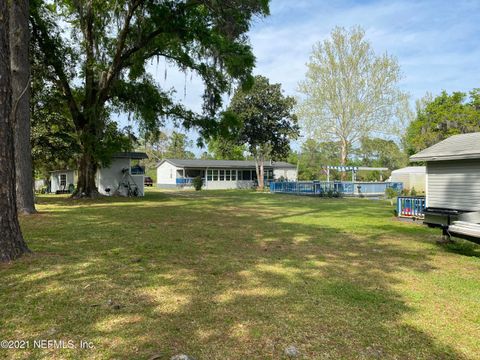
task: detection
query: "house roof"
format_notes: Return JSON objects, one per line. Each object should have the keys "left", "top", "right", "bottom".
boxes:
{"left": 113, "top": 152, "right": 148, "bottom": 159}
{"left": 391, "top": 166, "right": 426, "bottom": 174}
{"left": 49, "top": 152, "right": 148, "bottom": 173}
{"left": 158, "top": 159, "right": 297, "bottom": 169}
{"left": 410, "top": 132, "right": 480, "bottom": 162}
{"left": 50, "top": 169, "right": 76, "bottom": 173}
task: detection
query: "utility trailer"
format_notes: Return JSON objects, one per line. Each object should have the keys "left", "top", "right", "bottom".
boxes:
{"left": 423, "top": 208, "right": 480, "bottom": 244}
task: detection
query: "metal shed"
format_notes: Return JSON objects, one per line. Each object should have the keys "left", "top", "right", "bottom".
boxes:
{"left": 390, "top": 166, "right": 426, "bottom": 193}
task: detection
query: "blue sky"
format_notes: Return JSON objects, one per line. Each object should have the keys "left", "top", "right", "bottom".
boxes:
{"left": 140, "top": 0, "right": 480, "bottom": 154}
{"left": 250, "top": 0, "right": 480, "bottom": 100}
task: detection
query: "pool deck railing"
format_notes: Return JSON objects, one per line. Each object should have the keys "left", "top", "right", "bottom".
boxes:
{"left": 270, "top": 181, "right": 403, "bottom": 197}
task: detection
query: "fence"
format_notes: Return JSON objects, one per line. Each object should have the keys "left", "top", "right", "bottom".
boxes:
{"left": 176, "top": 177, "right": 195, "bottom": 185}
{"left": 396, "top": 196, "right": 426, "bottom": 218}
{"left": 270, "top": 181, "right": 403, "bottom": 196}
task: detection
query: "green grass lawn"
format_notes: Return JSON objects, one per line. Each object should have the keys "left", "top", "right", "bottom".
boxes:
{"left": 1, "top": 190, "right": 480, "bottom": 359}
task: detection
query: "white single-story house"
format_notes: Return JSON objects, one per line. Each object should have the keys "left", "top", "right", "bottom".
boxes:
{"left": 410, "top": 132, "right": 480, "bottom": 241}
{"left": 50, "top": 152, "right": 148, "bottom": 196}
{"left": 157, "top": 159, "right": 297, "bottom": 189}
{"left": 389, "top": 166, "right": 426, "bottom": 193}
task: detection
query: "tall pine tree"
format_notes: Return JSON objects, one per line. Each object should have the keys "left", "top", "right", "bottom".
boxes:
{"left": 0, "top": 0, "right": 31, "bottom": 262}
{"left": 10, "top": 0, "right": 36, "bottom": 213}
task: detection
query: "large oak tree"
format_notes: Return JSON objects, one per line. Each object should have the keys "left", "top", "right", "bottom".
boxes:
{"left": 31, "top": 0, "right": 269, "bottom": 197}
{"left": 405, "top": 90, "right": 480, "bottom": 156}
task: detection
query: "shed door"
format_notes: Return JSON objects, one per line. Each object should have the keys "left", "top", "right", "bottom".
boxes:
{"left": 427, "top": 159, "right": 480, "bottom": 211}
{"left": 59, "top": 173, "right": 67, "bottom": 189}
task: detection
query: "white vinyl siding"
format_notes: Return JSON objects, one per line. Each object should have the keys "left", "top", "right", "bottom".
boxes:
{"left": 157, "top": 161, "right": 179, "bottom": 185}
{"left": 273, "top": 168, "right": 298, "bottom": 181}
{"left": 203, "top": 169, "right": 251, "bottom": 189}
{"left": 50, "top": 170, "right": 75, "bottom": 193}
{"left": 427, "top": 159, "right": 480, "bottom": 211}
{"left": 390, "top": 173, "right": 426, "bottom": 192}
{"left": 96, "top": 157, "right": 129, "bottom": 195}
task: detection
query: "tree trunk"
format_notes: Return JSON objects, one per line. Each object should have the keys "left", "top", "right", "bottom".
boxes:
{"left": 253, "top": 153, "right": 260, "bottom": 189}
{"left": 253, "top": 150, "right": 266, "bottom": 190}
{"left": 0, "top": 4, "right": 30, "bottom": 262}
{"left": 73, "top": 150, "right": 100, "bottom": 198}
{"left": 9, "top": 0, "right": 36, "bottom": 214}
{"left": 257, "top": 153, "right": 265, "bottom": 190}
{"left": 72, "top": 112, "right": 101, "bottom": 199}
{"left": 340, "top": 138, "right": 348, "bottom": 180}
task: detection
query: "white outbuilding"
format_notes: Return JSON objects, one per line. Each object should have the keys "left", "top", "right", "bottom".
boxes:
{"left": 49, "top": 152, "right": 148, "bottom": 196}
{"left": 50, "top": 169, "right": 76, "bottom": 193}
{"left": 390, "top": 166, "right": 426, "bottom": 193}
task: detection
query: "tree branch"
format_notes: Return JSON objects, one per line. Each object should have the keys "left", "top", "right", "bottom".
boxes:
{"left": 98, "top": 0, "right": 143, "bottom": 104}
{"left": 30, "top": 16, "right": 83, "bottom": 128}
{"left": 12, "top": 74, "right": 30, "bottom": 122}
{"left": 84, "top": 0, "right": 95, "bottom": 109}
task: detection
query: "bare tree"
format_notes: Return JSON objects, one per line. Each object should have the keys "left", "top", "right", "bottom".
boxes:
{"left": 0, "top": 0, "right": 31, "bottom": 262}
{"left": 298, "top": 26, "right": 409, "bottom": 166}
{"left": 10, "top": 0, "right": 36, "bottom": 214}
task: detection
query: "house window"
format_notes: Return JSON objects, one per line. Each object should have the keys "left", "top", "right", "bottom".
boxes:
{"left": 225, "top": 170, "right": 231, "bottom": 181}
{"left": 242, "top": 170, "right": 251, "bottom": 180}
{"left": 213, "top": 170, "right": 218, "bottom": 181}
{"left": 231, "top": 170, "right": 237, "bottom": 181}
{"left": 219, "top": 170, "right": 225, "bottom": 181}
{"left": 59, "top": 174, "right": 67, "bottom": 188}
{"left": 207, "top": 169, "right": 213, "bottom": 181}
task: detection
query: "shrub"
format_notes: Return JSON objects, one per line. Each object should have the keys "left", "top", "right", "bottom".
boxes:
{"left": 192, "top": 176, "right": 203, "bottom": 191}
{"left": 410, "top": 187, "right": 417, "bottom": 196}
{"left": 385, "top": 187, "right": 397, "bottom": 198}
{"left": 332, "top": 190, "right": 343, "bottom": 198}
{"left": 385, "top": 187, "right": 399, "bottom": 205}
{"left": 320, "top": 189, "right": 343, "bottom": 198}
